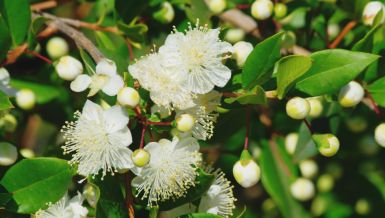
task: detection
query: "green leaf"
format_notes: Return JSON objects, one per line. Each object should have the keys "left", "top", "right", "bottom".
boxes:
{"left": 0, "top": 158, "right": 73, "bottom": 214}
{"left": 115, "top": 0, "right": 149, "bottom": 24}
{"left": 79, "top": 48, "right": 96, "bottom": 75}
{"left": 260, "top": 139, "right": 311, "bottom": 218}
{"left": 0, "top": 14, "right": 11, "bottom": 62}
{"left": 94, "top": 175, "right": 128, "bottom": 218}
{"left": 0, "top": 90, "right": 13, "bottom": 110}
{"left": 295, "top": 49, "right": 379, "bottom": 96}
{"left": 352, "top": 24, "right": 381, "bottom": 52}
{"left": 117, "top": 22, "right": 148, "bottom": 43}
{"left": 185, "top": 0, "right": 212, "bottom": 25}
{"left": 224, "top": 86, "right": 267, "bottom": 105}
{"left": 180, "top": 213, "right": 222, "bottom": 218}
{"left": 276, "top": 55, "right": 312, "bottom": 99}
{"left": 242, "top": 32, "right": 284, "bottom": 89}
{"left": 292, "top": 123, "right": 318, "bottom": 162}
{"left": 157, "top": 168, "right": 214, "bottom": 211}
{"left": 10, "top": 79, "right": 62, "bottom": 104}
{"left": 368, "top": 76, "right": 385, "bottom": 107}
{"left": 0, "top": 0, "right": 31, "bottom": 45}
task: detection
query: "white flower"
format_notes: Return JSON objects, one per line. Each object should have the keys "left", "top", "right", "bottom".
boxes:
{"left": 35, "top": 193, "right": 88, "bottom": 218}
{"left": 128, "top": 53, "right": 195, "bottom": 109}
{"left": 71, "top": 59, "right": 124, "bottom": 97}
{"left": 132, "top": 137, "right": 202, "bottom": 206}
{"left": 61, "top": 100, "right": 134, "bottom": 178}
{"left": 198, "top": 168, "right": 236, "bottom": 217}
{"left": 159, "top": 23, "right": 233, "bottom": 94}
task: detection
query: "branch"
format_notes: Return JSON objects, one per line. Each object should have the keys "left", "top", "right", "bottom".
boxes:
{"left": 125, "top": 173, "right": 135, "bottom": 218}
{"left": 328, "top": 20, "right": 357, "bottom": 49}
{"left": 33, "top": 12, "right": 105, "bottom": 62}
{"left": 30, "top": 1, "right": 57, "bottom": 11}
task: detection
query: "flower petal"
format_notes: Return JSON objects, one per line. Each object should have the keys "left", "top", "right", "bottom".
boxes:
{"left": 96, "top": 59, "right": 117, "bottom": 76}
{"left": 108, "top": 127, "right": 132, "bottom": 147}
{"left": 82, "top": 100, "right": 103, "bottom": 122}
{"left": 103, "top": 105, "right": 129, "bottom": 133}
{"left": 70, "top": 74, "right": 92, "bottom": 92}
{"left": 102, "top": 75, "right": 124, "bottom": 96}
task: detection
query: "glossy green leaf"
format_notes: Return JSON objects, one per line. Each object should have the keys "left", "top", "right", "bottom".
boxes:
{"left": 260, "top": 139, "right": 310, "bottom": 218}
{"left": 0, "top": 14, "right": 11, "bottom": 62}
{"left": 0, "top": 90, "right": 13, "bottom": 110}
{"left": 117, "top": 22, "right": 148, "bottom": 43}
{"left": 352, "top": 24, "right": 381, "bottom": 52}
{"left": 242, "top": 32, "right": 284, "bottom": 89}
{"left": 94, "top": 175, "right": 128, "bottom": 218}
{"left": 0, "top": 0, "right": 31, "bottom": 45}
{"left": 295, "top": 49, "right": 379, "bottom": 96}
{"left": 180, "top": 213, "right": 222, "bottom": 218}
{"left": 185, "top": 0, "right": 212, "bottom": 25}
{"left": 224, "top": 86, "right": 267, "bottom": 105}
{"left": 292, "top": 123, "right": 318, "bottom": 162}
{"left": 115, "top": 0, "right": 149, "bottom": 24}
{"left": 368, "top": 76, "right": 385, "bottom": 107}
{"left": 0, "top": 158, "right": 73, "bottom": 213}
{"left": 10, "top": 79, "right": 62, "bottom": 104}
{"left": 79, "top": 48, "right": 96, "bottom": 75}
{"left": 276, "top": 55, "right": 312, "bottom": 99}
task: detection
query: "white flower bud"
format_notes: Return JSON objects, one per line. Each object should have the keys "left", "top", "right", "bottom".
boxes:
{"left": 132, "top": 149, "right": 150, "bottom": 167}
{"left": 0, "top": 68, "right": 10, "bottom": 85}
{"left": 299, "top": 159, "right": 318, "bottom": 179}
{"left": 375, "top": 123, "right": 385, "bottom": 147}
{"left": 224, "top": 28, "right": 245, "bottom": 44}
{"left": 327, "top": 23, "right": 340, "bottom": 39}
{"left": 285, "top": 133, "right": 298, "bottom": 155}
{"left": 19, "top": 148, "right": 35, "bottom": 159}
{"left": 16, "top": 89, "right": 36, "bottom": 110}
{"left": 207, "top": 0, "right": 227, "bottom": 14}
{"left": 176, "top": 114, "right": 195, "bottom": 132}
{"left": 307, "top": 97, "right": 323, "bottom": 118}
{"left": 117, "top": 87, "right": 140, "bottom": 107}
{"left": 55, "top": 56, "right": 83, "bottom": 81}
{"left": 290, "top": 178, "right": 315, "bottom": 201}
{"left": 251, "top": 0, "right": 274, "bottom": 20}
{"left": 233, "top": 151, "right": 261, "bottom": 188}
{"left": 83, "top": 183, "right": 98, "bottom": 208}
{"left": 317, "top": 174, "right": 334, "bottom": 192}
{"left": 286, "top": 97, "right": 310, "bottom": 120}
{"left": 46, "top": 37, "right": 69, "bottom": 59}
{"left": 362, "top": 1, "right": 385, "bottom": 26}
{"left": 338, "top": 81, "right": 364, "bottom": 107}
{"left": 232, "top": 41, "right": 253, "bottom": 67}
{"left": 313, "top": 134, "right": 340, "bottom": 157}
{"left": 0, "top": 142, "right": 17, "bottom": 166}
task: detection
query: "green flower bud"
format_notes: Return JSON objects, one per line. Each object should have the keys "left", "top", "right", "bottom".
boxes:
{"left": 313, "top": 134, "right": 340, "bottom": 157}
{"left": 0, "top": 142, "right": 17, "bottom": 166}
{"left": 16, "top": 89, "right": 36, "bottom": 110}
{"left": 176, "top": 114, "right": 195, "bottom": 132}
{"left": 316, "top": 174, "right": 334, "bottom": 192}
{"left": 132, "top": 149, "right": 150, "bottom": 167}
{"left": 307, "top": 97, "right": 323, "bottom": 118}
{"left": 46, "top": 37, "right": 69, "bottom": 59}
{"left": 207, "top": 0, "right": 227, "bottom": 14}
{"left": 274, "top": 3, "right": 287, "bottom": 18}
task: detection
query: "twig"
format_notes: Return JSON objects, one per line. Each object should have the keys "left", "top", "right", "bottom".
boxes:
{"left": 303, "top": 119, "right": 314, "bottom": 134}
{"left": 365, "top": 90, "right": 381, "bottom": 118}
{"left": 243, "top": 107, "right": 251, "bottom": 150}
{"left": 125, "top": 173, "right": 135, "bottom": 218}
{"left": 139, "top": 124, "right": 147, "bottom": 149}
{"left": 25, "top": 50, "right": 52, "bottom": 64}
{"left": 58, "top": 17, "right": 120, "bottom": 34}
{"left": 328, "top": 20, "right": 357, "bottom": 49}
{"left": 30, "top": 1, "right": 57, "bottom": 11}
{"left": 33, "top": 12, "right": 105, "bottom": 62}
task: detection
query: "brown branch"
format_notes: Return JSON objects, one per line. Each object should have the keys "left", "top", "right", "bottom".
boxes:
{"left": 125, "top": 173, "right": 135, "bottom": 218}
{"left": 58, "top": 17, "right": 120, "bottom": 34}
{"left": 0, "top": 43, "right": 28, "bottom": 67}
{"left": 328, "top": 20, "right": 357, "bottom": 49}
{"left": 33, "top": 12, "right": 105, "bottom": 62}
{"left": 30, "top": 1, "right": 57, "bottom": 11}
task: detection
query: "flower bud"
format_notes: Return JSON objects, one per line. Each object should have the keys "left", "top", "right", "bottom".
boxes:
{"left": 281, "top": 31, "right": 296, "bottom": 49}
{"left": 345, "top": 116, "right": 367, "bottom": 133}
{"left": 317, "top": 174, "right": 334, "bottom": 192}
{"left": 327, "top": 23, "right": 340, "bottom": 39}
{"left": 0, "top": 142, "right": 17, "bottom": 166}
{"left": 233, "top": 150, "right": 261, "bottom": 188}
{"left": 290, "top": 178, "right": 315, "bottom": 201}
{"left": 362, "top": 1, "right": 385, "bottom": 26}
{"left": 359, "top": 135, "right": 379, "bottom": 156}
{"left": 224, "top": 28, "right": 245, "bottom": 44}
{"left": 338, "top": 81, "right": 364, "bottom": 107}
{"left": 207, "top": 0, "right": 227, "bottom": 14}
{"left": 299, "top": 159, "right": 318, "bottom": 179}
{"left": 285, "top": 132, "right": 298, "bottom": 155}
{"left": 117, "top": 87, "right": 140, "bottom": 107}
{"left": 46, "top": 37, "right": 69, "bottom": 59}
{"left": 274, "top": 3, "right": 287, "bottom": 18}
{"left": 16, "top": 89, "right": 36, "bottom": 110}
{"left": 307, "top": 97, "right": 323, "bottom": 118}
{"left": 374, "top": 123, "right": 385, "bottom": 147}
{"left": 313, "top": 134, "right": 340, "bottom": 157}
{"left": 251, "top": 0, "right": 274, "bottom": 20}
{"left": 0, "top": 113, "right": 17, "bottom": 132}
{"left": 132, "top": 149, "right": 151, "bottom": 167}
{"left": 20, "top": 148, "right": 35, "bottom": 159}
{"left": 355, "top": 199, "right": 371, "bottom": 215}
{"left": 0, "top": 67, "right": 10, "bottom": 85}
{"left": 176, "top": 114, "right": 195, "bottom": 132}
{"left": 286, "top": 97, "right": 310, "bottom": 120}
{"left": 153, "top": 2, "right": 175, "bottom": 24}
{"left": 83, "top": 183, "right": 99, "bottom": 208}
{"left": 55, "top": 56, "right": 84, "bottom": 81}
{"left": 232, "top": 41, "right": 253, "bottom": 67}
